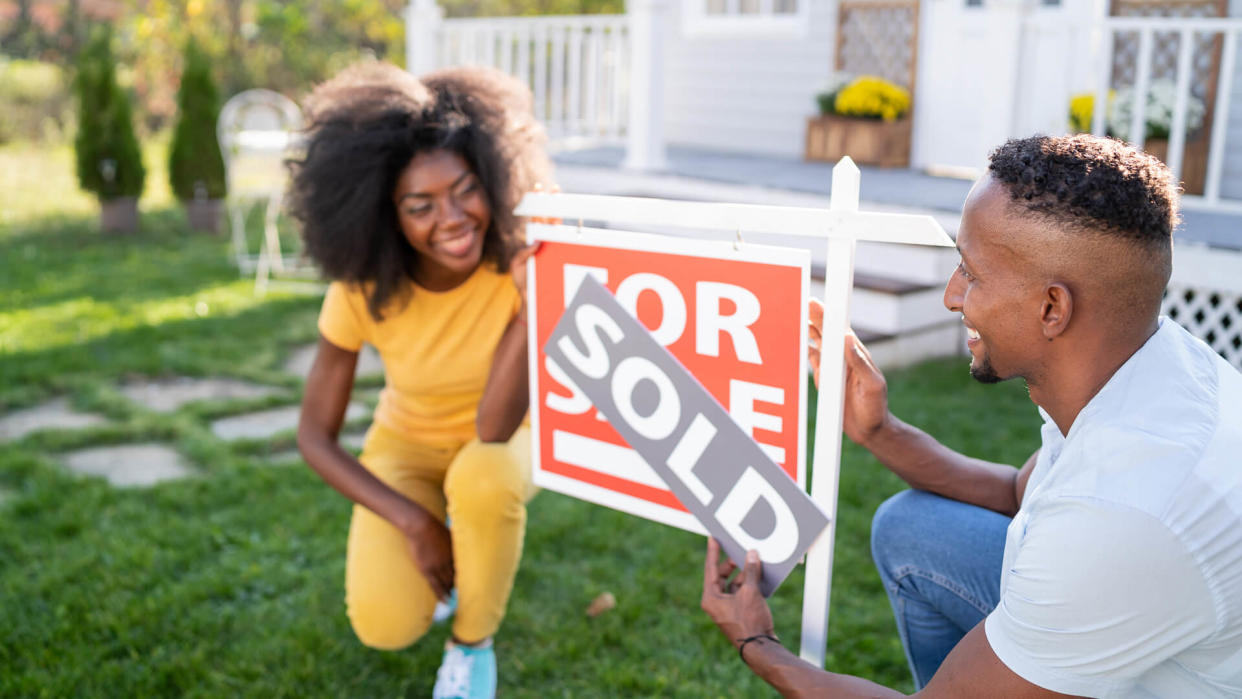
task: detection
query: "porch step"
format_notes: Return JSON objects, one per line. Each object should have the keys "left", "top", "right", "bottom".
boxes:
{"left": 811, "top": 271, "right": 963, "bottom": 369}
{"left": 850, "top": 321, "right": 965, "bottom": 370}
{"left": 812, "top": 269, "right": 957, "bottom": 336}
{"left": 855, "top": 240, "right": 960, "bottom": 287}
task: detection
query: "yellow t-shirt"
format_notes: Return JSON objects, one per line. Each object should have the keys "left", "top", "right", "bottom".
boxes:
{"left": 317, "top": 265, "right": 521, "bottom": 445}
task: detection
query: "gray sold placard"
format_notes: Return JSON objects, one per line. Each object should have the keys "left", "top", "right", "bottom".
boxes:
{"left": 543, "top": 276, "right": 829, "bottom": 596}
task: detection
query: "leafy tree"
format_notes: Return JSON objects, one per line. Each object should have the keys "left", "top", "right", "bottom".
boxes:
{"left": 74, "top": 25, "right": 145, "bottom": 200}
{"left": 15, "top": 0, "right": 625, "bottom": 136}
{"left": 168, "top": 37, "right": 226, "bottom": 200}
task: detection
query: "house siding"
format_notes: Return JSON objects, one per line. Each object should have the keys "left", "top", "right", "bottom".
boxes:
{"left": 660, "top": 0, "right": 836, "bottom": 158}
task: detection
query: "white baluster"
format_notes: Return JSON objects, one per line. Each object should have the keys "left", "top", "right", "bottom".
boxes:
{"left": 1166, "top": 27, "right": 1195, "bottom": 187}
{"left": 517, "top": 23, "right": 531, "bottom": 94}
{"left": 585, "top": 26, "right": 601, "bottom": 137}
{"left": 567, "top": 25, "right": 583, "bottom": 138}
{"left": 1129, "top": 27, "right": 1153, "bottom": 151}
{"left": 534, "top": 22, "right": 548, "bottom": 122}
{"left": 482, "top": 25, "right": 496, "bottom": 69}
{"left": 1204, "top": 30, "right": 1236, "bottom": 204}
{"left": 499, "top": 26, "right": 513, "bottom": 75}
{"left": 551, "top": 24, "right": 567, "bottom": 138}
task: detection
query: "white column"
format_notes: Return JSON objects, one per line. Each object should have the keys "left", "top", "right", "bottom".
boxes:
{"left": 986, "top": 0, "right": 1034, "bottom": 142}
{"left": 623, "top": 0, "right": 669, "bottom": 172}
{"left": 406, "top": 0, "right": 444, "bottom": 77}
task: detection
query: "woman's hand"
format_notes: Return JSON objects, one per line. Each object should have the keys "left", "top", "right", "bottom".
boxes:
{"left": 401, "top": 512, "right": 455, "bottom": 602}
{"left": 808, "top": 298, "right": 891, "bottom": 448}
{"left": 511, "top": 181, "right": 558, "bottom": 317}
{"left": 509, "top": 240, "right": 541, "bottom": 313}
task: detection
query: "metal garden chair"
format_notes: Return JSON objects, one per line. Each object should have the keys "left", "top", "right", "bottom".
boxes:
{"left": 217, "top": 89, "right": 318, "bottom": 294}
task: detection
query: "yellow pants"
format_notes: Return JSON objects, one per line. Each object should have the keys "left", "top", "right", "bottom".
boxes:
{"left": 345, "top": 422, "right": 533, "bottom": 650}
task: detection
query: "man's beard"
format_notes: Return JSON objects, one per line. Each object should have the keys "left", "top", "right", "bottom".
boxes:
{"left": 970, "top": 355, "right": 1002, "bottom": 384}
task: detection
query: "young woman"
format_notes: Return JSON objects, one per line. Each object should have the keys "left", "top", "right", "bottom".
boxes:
{"left": 291, "top": 62, "right": 550, "bottom": 699}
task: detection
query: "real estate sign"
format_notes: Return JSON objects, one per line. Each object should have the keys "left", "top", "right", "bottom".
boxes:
{"left": 525, "top": 223, "right": 811, "bottom": 541}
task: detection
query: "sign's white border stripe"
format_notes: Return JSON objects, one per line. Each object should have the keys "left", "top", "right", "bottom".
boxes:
{"left": 533, "top": 470, "right": 709, "bottom": 536}
{"left": 552, "top": 430, "right": 668, "bottom": 490}
{"left": 527, "top": 222, "right": 814, "bottom": 267}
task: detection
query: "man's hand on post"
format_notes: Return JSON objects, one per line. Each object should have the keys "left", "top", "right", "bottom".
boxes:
{"left": 808, "top": 298, "right": 892, "bottom": 448}
{"left": 701, "top": 538, "right": 775, "bottom": 651}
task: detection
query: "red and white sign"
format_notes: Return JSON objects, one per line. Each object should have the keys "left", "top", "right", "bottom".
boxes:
{"left": 526, "top": 223, "right": 810, "bottom": 533}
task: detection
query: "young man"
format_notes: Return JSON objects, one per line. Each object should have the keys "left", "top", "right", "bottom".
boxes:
{"left": 701, "top": 134, "right": 1242, "bottom": 697}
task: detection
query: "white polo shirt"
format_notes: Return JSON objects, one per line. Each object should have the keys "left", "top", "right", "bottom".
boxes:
{"left": 985, "top": 319, "right": 1242, "bottom": 698}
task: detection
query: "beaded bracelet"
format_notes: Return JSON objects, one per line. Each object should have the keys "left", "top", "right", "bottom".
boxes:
{"left": 737, "top": 633, "right": 780, "bottom": 664}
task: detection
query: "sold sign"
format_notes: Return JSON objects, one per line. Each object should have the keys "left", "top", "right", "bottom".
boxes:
{"left": 526, "top": 221, "right": 814, "bottom": 590}
{"left": 544, "top": 276, "right": 828, "bottom": 595}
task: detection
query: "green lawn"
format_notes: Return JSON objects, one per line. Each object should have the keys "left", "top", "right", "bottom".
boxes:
{"left": 0, "top": 142, "right": 1042, "bottom": 697}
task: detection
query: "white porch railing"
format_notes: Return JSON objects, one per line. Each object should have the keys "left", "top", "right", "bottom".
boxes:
{"left": 1093, "top": 17, "right": 1242, "bottom": 213}
{"left": 410, "top": 9, "right": 630, "bottom": 147}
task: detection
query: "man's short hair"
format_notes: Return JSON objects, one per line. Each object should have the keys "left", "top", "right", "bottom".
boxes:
{"left": 987, "top": 134, "right": 1179, "bottom": 249}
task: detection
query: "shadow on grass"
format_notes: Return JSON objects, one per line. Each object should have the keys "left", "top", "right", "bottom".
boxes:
{"left": 0, "top": 208, "right": 254, "bottom": 313}
{"left": 0, "top": 293, "right": 320, "bottom": 407}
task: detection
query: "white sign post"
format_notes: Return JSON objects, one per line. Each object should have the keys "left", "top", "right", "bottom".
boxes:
{"left": 516, "top": 157, "right": 954, "bottom": 667}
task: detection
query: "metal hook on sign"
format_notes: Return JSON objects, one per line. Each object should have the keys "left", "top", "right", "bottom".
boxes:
{"left": 577, "top": 218, "right": 584, "bottom": 238}
{"left": 733, "top": 227, "right": 744, "bottom": 251}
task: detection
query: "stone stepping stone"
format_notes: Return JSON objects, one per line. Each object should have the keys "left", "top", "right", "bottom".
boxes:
{"left": 266, "top": 430, "right": 367, "bottom": 465}
{"left": 61, "top": 443, "right": 195, "bottom": 487}
{"left": 0, "top": 398, "right": 107, "bottom": 441}
{"left": 340, "top": 430, "right": 367, "bottom": 451}
{"left": 118, "top": 377, "right": 282, "bottom": 413}
{"left": 284, "top": 343, "right": 383, "bottom": 380}
{"left": 210, "top": 403, "right": 368, "bottom": 442}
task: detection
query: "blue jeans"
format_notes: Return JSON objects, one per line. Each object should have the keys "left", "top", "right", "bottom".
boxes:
{"left": 870, "top": 490, "right": 1010, "bottom": 690}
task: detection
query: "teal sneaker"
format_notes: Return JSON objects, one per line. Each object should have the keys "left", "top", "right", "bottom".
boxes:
{"left": 432, "top": 639, "right": 496, "bottom": 699}
{"left": 432, "top": 588, "right": 457, "bottom": 624}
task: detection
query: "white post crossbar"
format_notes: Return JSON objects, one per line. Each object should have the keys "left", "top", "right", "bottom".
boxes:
{"left": 516, "top": 193, "right": 951, "bottom": 248}
{"left": 515, "top": 159, "right": 953, "bottom": 669}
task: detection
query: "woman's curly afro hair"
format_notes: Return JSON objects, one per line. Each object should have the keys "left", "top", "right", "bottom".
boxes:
{"left": 287, "top": 62, "right": 551, "bottom": 320}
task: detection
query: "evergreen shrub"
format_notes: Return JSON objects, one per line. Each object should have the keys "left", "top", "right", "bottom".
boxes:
{"left": 73, "top": 25, "right": 145, "bottom": 201}
{"left": 168, "top": 38, "right": 227, "bottom": 201}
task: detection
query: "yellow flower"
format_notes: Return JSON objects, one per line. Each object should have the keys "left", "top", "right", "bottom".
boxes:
{"left": 834, "top": 76, "right": 910, "bottom": 121}
{"left": 1068, "top": 90, "right": 1116, "bottom": 133}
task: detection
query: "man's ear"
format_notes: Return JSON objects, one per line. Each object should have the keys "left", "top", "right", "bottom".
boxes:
{"left": 1041, "top": 283, "right": 1072, "bottom": 341}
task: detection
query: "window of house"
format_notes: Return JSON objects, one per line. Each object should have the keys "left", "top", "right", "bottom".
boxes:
{"left": 683, "top": 0, "right": 809, "bottom": 38}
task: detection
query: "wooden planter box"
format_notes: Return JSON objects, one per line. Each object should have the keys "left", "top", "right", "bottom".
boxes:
{"left": 805, "top": 114, "right": 912, "bottom": 168}
{"left": 1143, "top": 137, "right": 1209, "bottom": 196}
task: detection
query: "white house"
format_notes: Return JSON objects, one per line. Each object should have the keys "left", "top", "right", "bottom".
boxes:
{"left": 408, "top": 0, "right": 1242, "bottom": 209}
{"left": 403, "top": 0, "right": 1242, "bottom": 369}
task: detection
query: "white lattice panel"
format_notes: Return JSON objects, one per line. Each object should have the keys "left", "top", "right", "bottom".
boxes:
{"left": 1164, "top": 284, "right": 1242, "bottom": 369}
{"left": 836, "top": 1, "right": 918, "bottom": 90}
